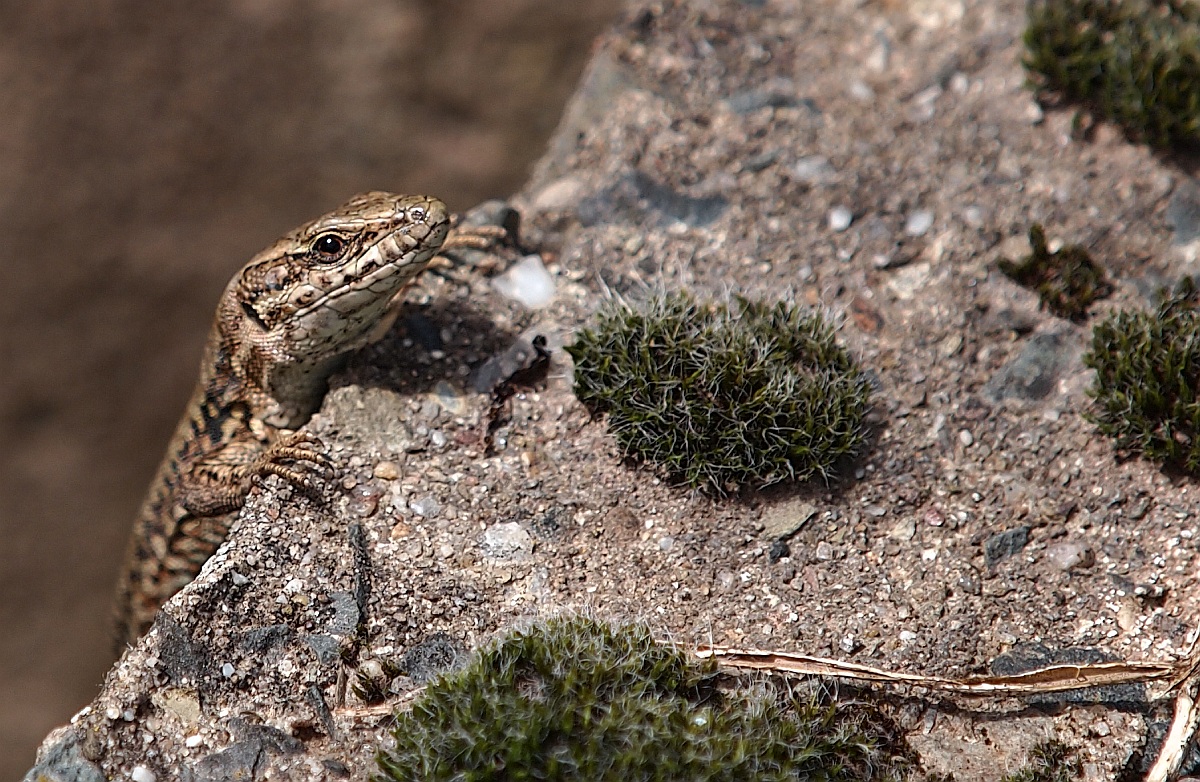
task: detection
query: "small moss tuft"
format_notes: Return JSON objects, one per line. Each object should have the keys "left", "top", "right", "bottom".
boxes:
{"left": 375, "top": 616, "right": 909, "bottom": 782}
{"left": 564, "top": 293, "right": 873, "bottom": 494}
{"left": 998, "top": 224, "right": 1112, "bottom": 320}
{"left": 1086, "top": 277, "right": 1200, "bottom": 472}
{"left": 1024, "top": 0, "right": 1200, "bottom": 148}
{"left": 998, "top": 741, "right": 1081, "bottom": 782}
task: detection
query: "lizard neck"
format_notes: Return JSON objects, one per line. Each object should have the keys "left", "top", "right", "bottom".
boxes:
{"left": 206, "top": 299, "right": 347, "bottom": 431}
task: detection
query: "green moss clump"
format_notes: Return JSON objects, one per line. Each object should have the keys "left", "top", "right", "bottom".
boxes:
{"left": 564, "top": 293, "right": 872, "bottom": 494}
{"left": 1024, "top": 0, "right": 1200, "bottom": 147}
{"left": 999, "top": 741, "right": 1081, "bottom": 782}
{"left": 375, "top": 616, "right": 908, "bottom": 782}
{"left": 1086, "top": 277, "right": 1200, "bottom": 472}
{"left": 998, "top": 224, "right": 1112, "bottom": 320}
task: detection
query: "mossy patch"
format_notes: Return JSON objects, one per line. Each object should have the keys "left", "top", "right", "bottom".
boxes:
{"left": 375, "top": 616, "right": 910, "bottom": 782}
{"left": 1086, "top": 277, "right": 1200, "bottom": 472}
{"left": 998, "top": 224, "right": 1112, "bottom": 321}
{"left": 998, "top": 741, "right": 1081, "bottom": 782}
{"left": 1024, "top": 0, "right": 1200, "bottom": 148}
{"left": 565, "top": 293, "right": 873, "bottom": 494}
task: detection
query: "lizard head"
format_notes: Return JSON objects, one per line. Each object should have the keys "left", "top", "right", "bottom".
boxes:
{"left": 229, "top": 191, "right": 450, "bottom": 363}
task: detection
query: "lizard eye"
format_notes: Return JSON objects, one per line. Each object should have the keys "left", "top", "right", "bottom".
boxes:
{"left": 311, "top": 232, "right": 348, "bottom": 260}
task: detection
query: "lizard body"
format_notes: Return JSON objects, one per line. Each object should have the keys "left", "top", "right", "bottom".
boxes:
{"left": 114, "top": 192, "right": 477, "bottom": 648}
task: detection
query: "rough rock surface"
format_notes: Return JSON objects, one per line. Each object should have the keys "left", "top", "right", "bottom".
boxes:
{"left": 27, "top": 0, "right": 1200, "bottom": 779}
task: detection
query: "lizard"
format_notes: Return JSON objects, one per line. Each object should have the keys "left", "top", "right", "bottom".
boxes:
{"left": 113, "top": 191, "right": 502, "bottom": 648}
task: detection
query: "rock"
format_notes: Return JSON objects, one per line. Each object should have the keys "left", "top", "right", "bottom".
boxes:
{"left": 532, "top": 176, "right": 588, "bottom": 212}
{"left": 792, "top": 155, "right": 836, "bottom": 185}
{"left": 1044, "top": 541, "right": 1094, "bottom": 571}
{"left": 982, "top": 332, "right": 1078, "bottom": 403}
{"left": 577, "top": 170, "right": 728, "bottom": 228}
{"left": 724, "top": 81, "right": 800, "bottom": 114}
{"left": 481, "top": 522, "right": 534, "bottom": 562}
{"left": 760, "top": 498, "right": 817, "bottom": 540}
{"left": 828, "top": 206, "right": 853, "bottom": 231}
{"left": 983, "top": 526, "right": 1030, "bottom": 566}
{"left": 1167, "top": 178, "right": 1200, "bottom": 245}
{"left": 491, "top": 255, "right": 556, "bottom": 309}
{"left": 22, "top": 727, "right": 104, "bottom": 782}
{"left": 904, "top": 210, "right": 934, "bottom": 237}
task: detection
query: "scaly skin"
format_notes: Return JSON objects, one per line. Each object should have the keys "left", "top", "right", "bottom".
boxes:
{"left": 113, "top": 192, "right": 488, "bottom": 648}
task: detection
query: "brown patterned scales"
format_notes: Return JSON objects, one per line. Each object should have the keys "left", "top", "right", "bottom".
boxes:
{"left": 114, "top": 192, "right": 497, "bottom": 648}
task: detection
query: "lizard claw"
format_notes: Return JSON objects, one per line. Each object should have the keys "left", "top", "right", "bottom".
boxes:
{"left": 257, "top": 432, "right": 335, "bottom": 493}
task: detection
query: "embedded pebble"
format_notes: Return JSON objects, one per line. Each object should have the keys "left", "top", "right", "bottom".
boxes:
{"left": 982, "top": 332, "right": 1074, "bottom": 403}
{"left": 958, "top": 429, "right": 973, "bottom": 447}
{"left": 828, "top": 206, "right": 853, "bottom": 232}
{"left": 815, "top": 541, "right": 835, "bottom": 560}
{"left": 532, "top": 176, "right": 587, "bottom": 212}
{"left": 492, "top": 255, "right": 556, "bottom": 308}
{"left": 481, "top": 522, "right": 534, "bottom": 562}
{"left": 905, "top": 210, "right": 934, "bottom": 236}
{"left": 848, "top": 80, "right": 874, "bottom": 101}
{"left": 761, "top": 498, "right": 816, "bottom": 539}
{"left": 432, "top": 381, "right": 467, "bottom": 415}
{"left": 1045, "top": 541, "right": 1094, "bottom": 571}
{"left": 1167, "top": 178, "right": 1200, "bottom": 245}
{"left": 409, "top": 494, "right": 441, "bottom": 519}
{"left": 373, "top": 461, "right": 401, "bottom": 481}
{"left": 725, "top": 84, "right": 799, "bottom": 114}
{"left": 347, "top": 482, "right": 383, "bottom": 517}
{"left": 983, "top": 526, "right": 1030, "bottom": 566}
{"left": 792, "top": 155, "right": 836, "bottom": 185}
{"left": 131, "top": 767, "right": 156, "bottom": 782}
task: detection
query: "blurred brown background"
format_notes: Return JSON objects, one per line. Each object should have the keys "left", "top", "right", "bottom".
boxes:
{"left": 0, "top": 0, "right": 621, "bottom": 774}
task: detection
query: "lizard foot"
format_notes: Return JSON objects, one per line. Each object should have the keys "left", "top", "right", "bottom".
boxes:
{"left": 256, "top": 431, "right": 334, "bottom": 493}
{"left": 431, "top": 207, "right": 520, "bottom": 274}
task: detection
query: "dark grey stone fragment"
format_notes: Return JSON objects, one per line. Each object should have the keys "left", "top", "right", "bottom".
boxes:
{"left": 402, "top": 632, "right": 466, "bottom": 684}
{"left": 21, "top": 729, "right": 104, "bottom": 782}
{"left": 983, "top": 526, "right": 1029, "bottom": 566}
{"left": 982, "top": 332, "right": 1072, "bottom": 403}
{"left": 1167, "top": 178, "right": 1200, "bottom": 245}
{"left": 325, "top": 591, "right": 360, "bottom": 637}
{"left": 578, "top": 171, "right": 728, "bottom": 228}
{"left": 240, "top": 624, "right": 293, "bottom": 655}
{"left": 156, "top": 614, "right": 207, "bottom": 684}
{"left": 302, "top": 634, "right": 342, "bottom": 666}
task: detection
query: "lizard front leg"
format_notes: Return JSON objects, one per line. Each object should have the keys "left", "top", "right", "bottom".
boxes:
{"left": 176, "top": 431, "right": 331, "bottom": 516}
